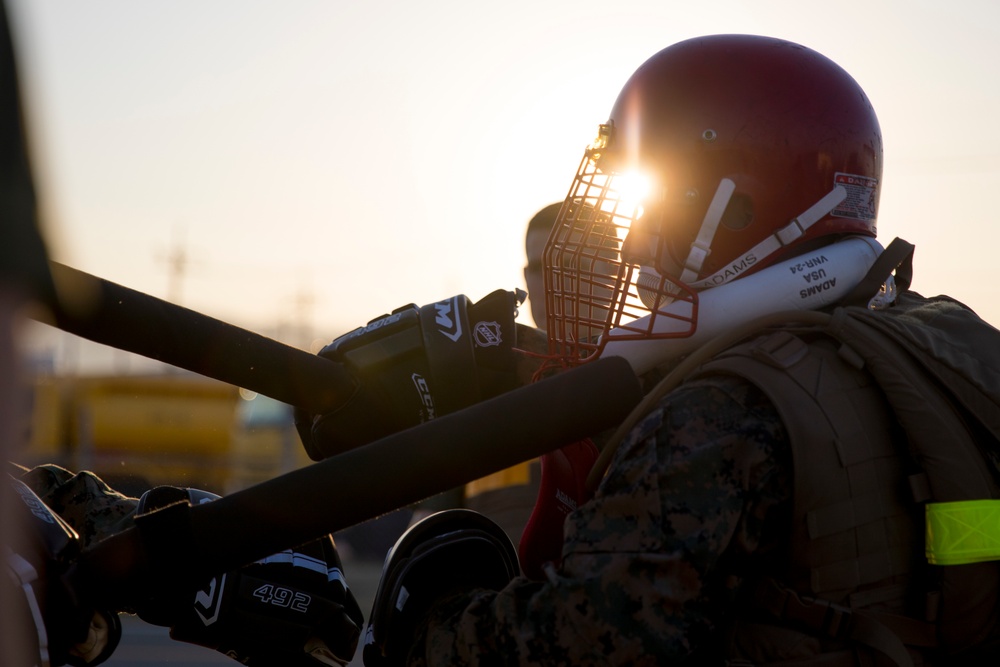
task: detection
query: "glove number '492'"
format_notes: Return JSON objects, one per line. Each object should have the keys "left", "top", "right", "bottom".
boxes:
{"left": 135, "top": 486, "right": 364, "bottom": 666}
{"left": 252, "top": 583, "right": 311, "bottom": 612}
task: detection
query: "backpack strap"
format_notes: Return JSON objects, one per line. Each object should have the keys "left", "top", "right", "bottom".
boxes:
{"left": 698, "top": 331, "right": 915, "bottom": 598}
{"left": 839, "top": 237, "right": 914, "bottom": 307}
{"left": 824, "top": 304, "right": 1000, "bottom": 651}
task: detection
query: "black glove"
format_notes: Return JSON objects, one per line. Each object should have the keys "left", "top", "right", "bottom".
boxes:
{"left": 5, "top": 476, "right": 122, "bottom": 666}
{"left": 296, "top": 288, "right": 524, "bottom": 460}
{"left": 135, "top": 486, "right": 365, "bottom": 666}
{"left": 363, "top": 509, "right": 520, "bottom": 667}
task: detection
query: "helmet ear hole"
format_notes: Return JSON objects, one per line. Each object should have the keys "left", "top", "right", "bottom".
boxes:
{"left": 720, "top": 193, "right": 754, "bottom": 231}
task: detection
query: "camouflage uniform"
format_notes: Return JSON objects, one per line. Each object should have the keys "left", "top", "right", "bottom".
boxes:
{"left": 413, "top": 373, "right": 792, "bottom": 665}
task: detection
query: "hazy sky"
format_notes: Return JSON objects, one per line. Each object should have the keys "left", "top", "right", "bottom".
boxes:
{"left": 8, "top": 0, "right": 1000, "bottom": 370}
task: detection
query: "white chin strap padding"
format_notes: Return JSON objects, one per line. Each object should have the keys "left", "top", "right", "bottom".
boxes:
{"left": 679, "top": 178, "right": 736, "bottom": 285}
{"left": 691, "top": 185, "right": 848, "bottom": 291}
{"left": 636, "top": 178, "right": 735, "bottom": 309}
{"left": 604, "top": 235, "right": 885, "bottom": 376}
{"left": 634, "top": 182, "right": 850, "bottom": 308}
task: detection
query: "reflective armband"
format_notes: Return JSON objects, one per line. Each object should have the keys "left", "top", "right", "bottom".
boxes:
{"left": 926, "top": 500, "right": 1000, "bottom": 565}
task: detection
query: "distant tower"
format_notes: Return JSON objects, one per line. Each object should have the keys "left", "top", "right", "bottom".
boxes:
{"left": 159, "top": 226, "right": 189, "bottom": 304}
{"left": 289, "top": 283, "right": 315, "bottom": 349}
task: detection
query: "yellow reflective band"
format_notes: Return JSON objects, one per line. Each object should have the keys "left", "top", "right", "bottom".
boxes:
{"left": 926, "top": 500, "right": 1000, "bottom": 565}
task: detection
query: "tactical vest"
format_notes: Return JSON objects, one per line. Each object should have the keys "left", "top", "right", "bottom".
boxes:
{"left": 686, "top": 290, "right": 1000, "bottom": 666}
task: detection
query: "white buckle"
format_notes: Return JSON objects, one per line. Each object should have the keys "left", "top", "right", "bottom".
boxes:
{"left": 776, "top": 220, "right": 804, "bottom": 246}
{"left": 685, "top": 242, "right": 711, "bottom": 273}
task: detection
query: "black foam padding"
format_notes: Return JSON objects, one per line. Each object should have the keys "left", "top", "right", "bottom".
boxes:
{"left": 41, "top": 262, "right": 355, "bottom": 414}
{"left": 73, "top": 356, "right": 641, "bottom": 609}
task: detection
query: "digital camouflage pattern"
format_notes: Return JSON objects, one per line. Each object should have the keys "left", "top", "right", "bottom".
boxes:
{"left": 10, "top": 462, "right": 138, "bottom": 549}
{"left": 411, "top": 374, "right": 793, "bottom": 665}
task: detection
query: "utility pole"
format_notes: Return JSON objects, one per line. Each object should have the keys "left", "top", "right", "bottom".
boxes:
{"left": 290, "top": 282, "right": 315, "bottom": 350}
{"left": 158, "top": 225, "right": 189, "bottom": 305}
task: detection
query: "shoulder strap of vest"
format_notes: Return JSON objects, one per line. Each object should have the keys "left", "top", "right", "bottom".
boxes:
{"left": 827, "top": 303, "right": 1000, "bottom": 502}
{"left": 699, "top": 331, "right": 914, "bottom": 595}
{"left": 585, "top": 309, "right": 832, "bottom": 491}
{"left": 694, "top": 319, "right": 996, "bottom": 660}
{"left": 838, "top": 294, "right": 1000, "bottom": 453}
{"left": 688, "top": 334, "right": 920, "bottom": 666}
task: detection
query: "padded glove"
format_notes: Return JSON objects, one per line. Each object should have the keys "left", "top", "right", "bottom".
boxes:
{"left": 296, "top": 289, "right": 523, "bottom": 460}
{"left": 363, "top": 509, "right": 519, "bottom": 667}
{"left": 5, "top": 476, "right": 122, "bottom": 666}
{"left": 135, "top": 486, "right": 364, "bottom": 666}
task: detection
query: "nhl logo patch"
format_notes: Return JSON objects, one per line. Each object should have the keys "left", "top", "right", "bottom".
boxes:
{"left": 473, "top": 320, "right": 503, "bottom": 347}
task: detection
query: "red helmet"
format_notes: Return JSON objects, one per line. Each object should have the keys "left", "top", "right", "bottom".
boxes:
{"left": 544, "top": 34, "right": 883, "bottom": 363}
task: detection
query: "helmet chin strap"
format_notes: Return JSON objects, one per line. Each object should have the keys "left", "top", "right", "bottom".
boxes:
{"left": 636, "top": 178, "right": 735, "bottom": 308}
{"left": 679, "top": 178, "right": 737, "bottom": 284}
{"left": 689, "top": 184, "right": 848, "bottom": 291}
{"left": 636, "top": 183, "right": 849, "bottom": 309}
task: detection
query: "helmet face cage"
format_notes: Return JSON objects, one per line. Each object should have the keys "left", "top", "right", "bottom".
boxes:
{"left": 543, "top": 34, "right": 882, "bottom": 365}
{"left": 543, "top": 124, "right": 698, "bottom": 364}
